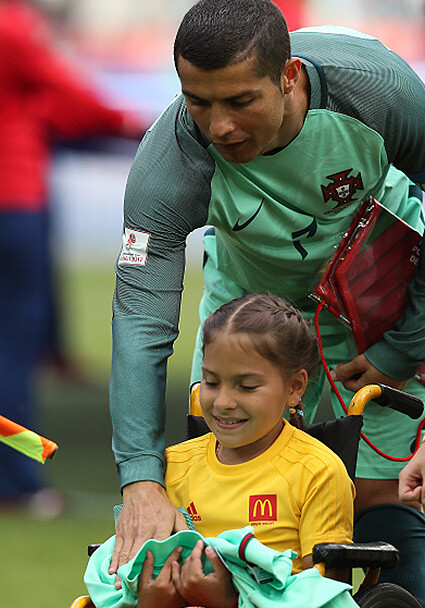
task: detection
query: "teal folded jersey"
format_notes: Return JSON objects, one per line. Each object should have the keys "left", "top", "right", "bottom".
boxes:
{"left": 84, "top": 525, "right": 355, "bottom": 608}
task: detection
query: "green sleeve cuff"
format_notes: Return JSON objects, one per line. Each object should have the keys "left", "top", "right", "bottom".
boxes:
{"left": 118, "top": 454, "right": 166, "bottom": 492}
{"left": 365, "top": 341, "right": 419, "bottom": 380}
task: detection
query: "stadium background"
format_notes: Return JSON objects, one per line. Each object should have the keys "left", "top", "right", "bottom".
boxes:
{"left": 2, "top": 1, "right": 424, "bottom": 606}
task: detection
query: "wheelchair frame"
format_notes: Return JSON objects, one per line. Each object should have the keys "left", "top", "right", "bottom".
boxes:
{"left": 70, "top": 384, "right": 424, "bottom": 608}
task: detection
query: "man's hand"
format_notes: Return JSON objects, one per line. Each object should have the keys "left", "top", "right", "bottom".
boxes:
{"left": 172, "top": 540, "right": 238, "bottom": 608}
{"left": 109, "top": 481, "right": 189, "bottom": 588}
{"left": 330, "top": 354, "right": 409, "bottom": 393}
{"left": 137, "top": 548, "right": 186, "bottom": 608}
{"left": 399, "top": 443, "right": 425, "bottom": 504}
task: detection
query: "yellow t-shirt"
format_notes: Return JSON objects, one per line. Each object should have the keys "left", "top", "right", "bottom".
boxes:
{"left": 165, "top": 421, "right": 355, "bottom": 573}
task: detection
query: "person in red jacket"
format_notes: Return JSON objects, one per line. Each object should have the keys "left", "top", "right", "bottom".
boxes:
{"left": 0, "top": 0, "right": 143, "bottom": 513}
{"left": 272, "top": 0, "right": 306, "bottom": 31}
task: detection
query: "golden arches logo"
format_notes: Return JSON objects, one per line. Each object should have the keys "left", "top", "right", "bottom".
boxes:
{"left": 249, "top": 494, "right": 277, "bottom": 522}
{"left": 253, "top": 498, "right": 272, "bottom": 517}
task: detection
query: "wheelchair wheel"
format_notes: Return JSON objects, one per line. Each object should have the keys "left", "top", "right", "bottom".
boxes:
{"left": 354, "top": 583, "right": 422, "bottom": 608}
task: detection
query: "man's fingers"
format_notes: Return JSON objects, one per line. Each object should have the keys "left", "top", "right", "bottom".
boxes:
{"left": 114, "top": 482, "right": 177, "bottom": 564}
{"left": 398, "top": 471, "right": 423, "bottom": 503}
{"left": 174, "top": 509, "right": 190, "bottom": 532}
{"left": 400, "top": 486, "right": 422, "bottom": 502}
{"left": 115, "top": 531, "right": 142, "bottom": 569}
{"left": 331, "top": 360, "right": 363, "bottom": 384}
{"left": 331, "top": 364, "right": 364, "bottom": 392}
{"left": 109, "top": 535, "right": 124, "bottom": 574}
{"left": 331, "top": 354, "right": 411, "bottom": 393}
{"left": 341, "top": 376, "right": 364, "bottom": 392}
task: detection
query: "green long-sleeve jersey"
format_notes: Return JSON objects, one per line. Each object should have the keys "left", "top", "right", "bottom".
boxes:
{"left": 111, "top": 26, "right": 425, "bottom": 488}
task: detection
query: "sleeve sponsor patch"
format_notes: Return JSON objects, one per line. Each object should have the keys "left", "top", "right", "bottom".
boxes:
{"left": 118, "top": 227, "right": 150, "bottom": 266}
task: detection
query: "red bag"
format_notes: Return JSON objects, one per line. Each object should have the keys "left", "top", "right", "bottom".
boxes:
{"left": 312, "top": 198, "right": 424, "bottom": 383}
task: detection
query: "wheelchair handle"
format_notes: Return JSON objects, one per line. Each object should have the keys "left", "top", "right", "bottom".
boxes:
{"left": 375, "top": 384, "right": 424, "bottom": 419}
{"left": 348, "top": 384, "right": 424, "bottom": 419}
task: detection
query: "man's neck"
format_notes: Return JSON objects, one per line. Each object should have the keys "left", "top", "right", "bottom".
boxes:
{"left": 273, "top": 66, "right": 310, "bottom": 151}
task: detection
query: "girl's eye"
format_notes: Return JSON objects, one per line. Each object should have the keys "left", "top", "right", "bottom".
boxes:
{"left": 204, "top": 380, "right": 218, "bottom": 387}
{"left": 240, "top": 385, "right": 258, "bottom": 391}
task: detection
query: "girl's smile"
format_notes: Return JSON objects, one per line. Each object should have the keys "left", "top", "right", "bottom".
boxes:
{"left": 200, "top": 331, "right": 307, "bottom": 464}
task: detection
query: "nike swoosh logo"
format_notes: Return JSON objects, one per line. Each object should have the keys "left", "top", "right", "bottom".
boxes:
{"left": 232, "top": 198, "right": 264, "bottom": 232}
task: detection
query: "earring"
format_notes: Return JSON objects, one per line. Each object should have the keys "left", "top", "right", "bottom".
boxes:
{"left": 288, "top": 398, "right": 303, "bottom": 418}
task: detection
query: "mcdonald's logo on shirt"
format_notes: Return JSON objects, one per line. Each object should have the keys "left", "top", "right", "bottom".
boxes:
{"left": 249, "top": 494, "right": 277, "bottom": 522}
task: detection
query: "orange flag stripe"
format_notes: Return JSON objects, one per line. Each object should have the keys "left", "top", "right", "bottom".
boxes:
{"left": 0, "top": 414, "right": 25, "bottom": 437}
{"left": 0, "top": 414, "right": 58, "bottom": 462}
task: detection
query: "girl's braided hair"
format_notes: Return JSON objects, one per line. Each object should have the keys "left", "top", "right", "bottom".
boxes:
{"left": 202, "top": 293, "right": 320, "bottom": 429}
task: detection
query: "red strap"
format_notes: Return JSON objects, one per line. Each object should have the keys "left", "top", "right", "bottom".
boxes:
{"left": 238, "top": 532, "right": 255, "bottom": 561}
{"left": 314, "top": 300, "right": 424, "bottom": 462}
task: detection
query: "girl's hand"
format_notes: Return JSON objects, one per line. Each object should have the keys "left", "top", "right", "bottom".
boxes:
{"left": 172, "top": 540, "right": 238, "bottom": 608}
{"left": 137, "top": 548, "right": 187, "bottom": 608}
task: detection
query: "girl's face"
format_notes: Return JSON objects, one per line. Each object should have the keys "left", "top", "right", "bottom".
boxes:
{"left": 200, "top": 331, "right": 307, "bottom": 464}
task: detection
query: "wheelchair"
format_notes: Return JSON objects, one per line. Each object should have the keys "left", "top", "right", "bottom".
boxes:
{"left": 70, "top": 383, "right": 424, "bottom": 608}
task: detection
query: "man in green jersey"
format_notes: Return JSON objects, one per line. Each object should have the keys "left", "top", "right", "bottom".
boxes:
{"left": 108, "top": 0, "right": 425, "bottom": 602}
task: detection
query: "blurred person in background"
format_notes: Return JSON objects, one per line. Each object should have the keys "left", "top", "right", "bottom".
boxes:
{"left": 0, "top": 0, "right": 144, "bottom": 515}
{"left": 273, "top": 0, "right": 306, "bottom": 31}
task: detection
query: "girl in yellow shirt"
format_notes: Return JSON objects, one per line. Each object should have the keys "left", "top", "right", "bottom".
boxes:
{"left": 138, "top": 293, "right": 354, "bottom": 608}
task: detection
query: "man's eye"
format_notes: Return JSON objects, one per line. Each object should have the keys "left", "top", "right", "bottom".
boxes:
{"left": 232, "top": 99, "right": 253, "bottom": 107}
{"left": 187, "top": 98, "right": 208, "bottom": 108}
{"left": 204, "top": 380, "right": 218, "bottom": 387}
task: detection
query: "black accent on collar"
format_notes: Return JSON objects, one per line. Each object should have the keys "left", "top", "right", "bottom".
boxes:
{"left": 295, "top": 54, "right": 328, "bottom": 110}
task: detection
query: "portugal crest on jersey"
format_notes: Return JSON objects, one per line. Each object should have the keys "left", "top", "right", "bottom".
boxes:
{"left": 321, "top": 169, "right": 363, "bottom": 214}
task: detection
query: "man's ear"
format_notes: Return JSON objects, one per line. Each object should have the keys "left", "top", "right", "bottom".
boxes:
{"left": 280, "top": 57, "right": 302, "bottom": 94}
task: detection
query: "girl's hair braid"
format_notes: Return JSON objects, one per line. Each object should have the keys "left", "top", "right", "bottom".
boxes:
{"left": 202, "top": 293, "right": 320, "bottom": 430}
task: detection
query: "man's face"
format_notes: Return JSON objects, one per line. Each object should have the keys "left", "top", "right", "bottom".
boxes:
{"left": 177, "top": 54, "right": 287, "bottom": 163}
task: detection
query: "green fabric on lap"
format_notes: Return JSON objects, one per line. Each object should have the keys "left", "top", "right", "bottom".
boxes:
{"left": 85, "top": 525, "right": 356, "bottom": 608}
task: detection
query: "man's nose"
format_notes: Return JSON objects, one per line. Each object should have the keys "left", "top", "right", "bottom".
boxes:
{"left": 209, "top": 105, "right": 235, "bottom": 138}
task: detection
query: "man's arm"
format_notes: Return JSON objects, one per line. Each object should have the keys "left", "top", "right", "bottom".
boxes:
{"left": 108, "top": 99, "right": 215, "bottom": 573}
{"left": 108, "top": 286, "right": 190, "bottom": 582}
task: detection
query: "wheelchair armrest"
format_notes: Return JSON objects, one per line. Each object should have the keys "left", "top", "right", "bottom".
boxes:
{"left": 312, "top": 541, "right": 399, "bottom": 570}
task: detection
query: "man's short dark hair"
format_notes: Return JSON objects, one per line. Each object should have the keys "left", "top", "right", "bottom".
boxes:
{"left": 174, "top": 0, "right": 291, "bottom": 86}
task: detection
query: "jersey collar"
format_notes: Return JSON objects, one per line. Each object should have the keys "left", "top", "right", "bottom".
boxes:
{"left": 294, "top": 54, "right": 328, "bottom": 110}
